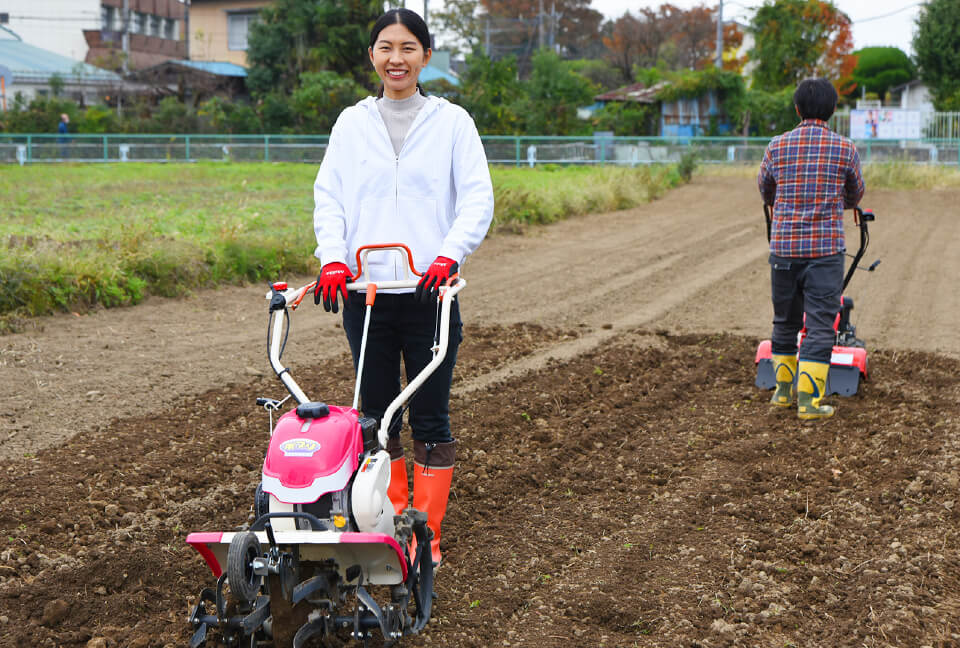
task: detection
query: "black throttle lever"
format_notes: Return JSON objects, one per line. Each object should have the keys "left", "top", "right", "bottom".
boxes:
{"left": 268, "top": 282, "right": 288, "bottom": 312}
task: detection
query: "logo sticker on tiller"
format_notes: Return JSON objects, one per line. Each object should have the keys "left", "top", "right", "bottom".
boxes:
{"left": 279, "top": 438, "right": 322, "bottom": 457}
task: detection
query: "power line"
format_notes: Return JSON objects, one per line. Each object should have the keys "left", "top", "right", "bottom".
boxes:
{"left": 5, "top": 16, "right": 102, "bottom": 22}
{"left": 715, "top": 2, "right": 922, "bottom": 26}
{"left": 852, "top": 3, "right": 922, "bottom": 24}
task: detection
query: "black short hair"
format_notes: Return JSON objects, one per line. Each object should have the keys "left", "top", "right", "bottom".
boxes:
{"left": 793, "top": 78, "right": 838, "bottom": 121}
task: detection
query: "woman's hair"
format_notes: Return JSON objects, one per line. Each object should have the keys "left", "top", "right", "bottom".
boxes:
{"left": 369, "top": 8, "right": 432, "bottom": 98}
{"left": 793, "top": 78, "right": 838, "bottom": 122}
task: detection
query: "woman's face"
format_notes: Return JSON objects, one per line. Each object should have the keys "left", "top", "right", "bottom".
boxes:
{"left": 369, "top": 23, "right": 431, "bottom": 100}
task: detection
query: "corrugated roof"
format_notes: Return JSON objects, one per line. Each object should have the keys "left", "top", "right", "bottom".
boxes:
{"left": 0, "top": 27, "right": 122, "bottom": 84}
{"left": 170, "top": 59, "right": 248, "bottom": 78}
{"left": 595, "top": 81, "right": 668, "bottom": 104}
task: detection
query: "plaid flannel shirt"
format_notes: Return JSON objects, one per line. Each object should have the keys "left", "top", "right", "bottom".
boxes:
{"left": 758, "top": 119, "right": 865, "bottom": 258}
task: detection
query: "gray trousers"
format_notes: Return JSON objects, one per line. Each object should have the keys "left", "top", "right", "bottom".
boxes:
{"left": 769, "top": 252, "right": 844, "bottom": 364}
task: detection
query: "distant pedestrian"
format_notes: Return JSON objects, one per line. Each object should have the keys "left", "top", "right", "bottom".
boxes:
{"left": 57, "top": 113, "right": 70, "bottom": 159}
{"left": 758, "top": 78, "right": 865, "bottom": 420}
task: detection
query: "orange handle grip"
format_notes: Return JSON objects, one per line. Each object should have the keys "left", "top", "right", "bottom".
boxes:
{"left": 354, "top": 243, "right": 421, "bottom": 279}
{"left": 290, "top": 281, "right": 318, "bottom": 310}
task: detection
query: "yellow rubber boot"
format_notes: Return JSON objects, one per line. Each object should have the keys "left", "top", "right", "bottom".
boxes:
{"left": 386, "top": 437, "right": 408, "bottom": 516}
{"left": 770, "top": 354, "right": 797, "bottom": 408}
{"left": 412, "top": 440, "right": 455, "bottom": 566}
{"left": 797, "top": 361, "right": 835, "bottom": 420}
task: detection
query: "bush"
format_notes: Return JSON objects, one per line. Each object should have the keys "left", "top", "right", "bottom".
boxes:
{"left": 144, "top": 96, "right": 199, "bottom": 133}
{"left": 197, "top": 97, "right": 262, "bottom": 134}
{"left": 677, "top": 150, "right": 697, "bottom": 182}
{"left": 291, "top": 71, "right": 367, "bottom": 134}
{"left": 591, "top": 102, "right": 658, "bottom": 136}
{"left": 0, "top": 96, "right": 77, "bottom": 133}
{"left": 79, "top": 105, "right": 118, "bottom": 133}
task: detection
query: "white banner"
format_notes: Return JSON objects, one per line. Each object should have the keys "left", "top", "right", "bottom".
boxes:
{"left": 850, "top": 109, "right": 922, "bottom": 139}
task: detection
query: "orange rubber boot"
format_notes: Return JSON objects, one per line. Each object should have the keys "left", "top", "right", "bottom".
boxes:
{"left": 412, "top": 440, "right": 455, "bottom": 566}
{"left": 386, "top": 437, "right": 408, "bottom": 516}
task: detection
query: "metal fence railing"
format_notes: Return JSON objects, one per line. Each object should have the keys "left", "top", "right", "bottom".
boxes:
{"left": 0, "top": 134, "right": 331, "bottom": 165}
{"left": 2, "top": 133, "right": 959, "bottom": 166}
{"left": 831, "top": 111, "right": 960, "bottom": 141}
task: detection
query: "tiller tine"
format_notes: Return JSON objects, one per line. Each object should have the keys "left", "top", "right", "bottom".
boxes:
{"left": 188, "top": 578, "right": 270, "bottom": 648}
{"left": 357, "top": 581, "right": 401, "bottom": 644}
{"left": 293, "top": 616, "right": 330, "bottom": 648}
{"left": 406, "top": 511, "right": 435, "bottom": 634}
{"left": 239, "top": 597, "right": 271, "bottom": 637}
{"left": 292, "top": 574, "right": 330, "bottom": 606}
{"left": 188, "top": 588, "right": 217, "bottom": 648}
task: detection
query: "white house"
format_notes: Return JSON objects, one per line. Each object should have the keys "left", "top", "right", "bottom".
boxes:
{"left": 889, "top": 80, "right": 934, "bottom": 113}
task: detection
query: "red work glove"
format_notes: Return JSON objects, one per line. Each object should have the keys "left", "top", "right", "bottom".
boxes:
{"left": 415, "top": 256, "right": 459, "bottom": 303}
{"left": 313, "top": 262, "right": 351, "bottom": 313}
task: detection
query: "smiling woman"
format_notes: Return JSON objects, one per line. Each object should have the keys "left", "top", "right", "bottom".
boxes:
{"left": 369, "top": 18, "right": 432, "bottom": 100}
{"left": 311, "top": 7, "right": 495, "bottom": 571}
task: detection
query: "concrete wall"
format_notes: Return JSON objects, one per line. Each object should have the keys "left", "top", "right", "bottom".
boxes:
{"left": 188, "top": 0, "right": 271, "bottom": 66}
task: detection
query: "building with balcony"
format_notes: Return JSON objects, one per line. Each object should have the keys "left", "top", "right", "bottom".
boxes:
{"left": 186, "top": 0, "right": 270, "bottom": 67}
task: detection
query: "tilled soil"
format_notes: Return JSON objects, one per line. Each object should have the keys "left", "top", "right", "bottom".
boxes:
{"left": 2, "top": 175, "right": 960, "bottom": 647}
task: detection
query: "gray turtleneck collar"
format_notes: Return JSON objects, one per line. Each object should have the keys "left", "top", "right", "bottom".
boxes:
{"left": 376, "top": 92, "right": 428, "bottom": 156}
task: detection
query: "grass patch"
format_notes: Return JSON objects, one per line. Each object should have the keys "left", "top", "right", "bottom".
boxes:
{"left": 491, "top": 163, "right": 685, "bottom": 231}
{"left": 703, "top": 161, "right": 960, "bottom": 190}
{"left": 1, "top": 162, "right": 317, "bottom": 328}
{"left": 861, "top": 161, "right": 960, "bottom": 190}
{"left": 1, "top": 161, "right": 688, "bottom": 326}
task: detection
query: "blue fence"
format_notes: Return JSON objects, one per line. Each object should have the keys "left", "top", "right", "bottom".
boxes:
{"left": 2, "top": 133, "right": 958, "bottom": 166}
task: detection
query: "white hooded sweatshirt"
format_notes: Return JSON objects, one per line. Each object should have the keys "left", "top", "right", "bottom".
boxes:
{"left": 313, "top": 95, "right": 494, "bottom": 287}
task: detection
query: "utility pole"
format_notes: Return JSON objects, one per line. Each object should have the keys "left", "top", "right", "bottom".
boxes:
{"left": 485, "top": 15, "right": 491, "bottom": 57}
{"left": 184, "top": 0, "right": 190, "bottom": 61}
{"left": 715, "top": 0, "right": 723, "bottom": 69}
{"left": 538, "top": 0, "right": 544, "bottom": 50}
{"left": 121, "top": 0, "right": 130, "bottom": 74}
{"left": 548, "top": 2, "right": 562, "bottom": 53}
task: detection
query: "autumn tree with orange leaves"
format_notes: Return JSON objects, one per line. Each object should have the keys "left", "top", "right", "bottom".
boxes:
{"left": 749, "top": 0, "right": 856, "bottom": 95}
{"left": 602, "top": 5, "right": 744, "bottom": 83}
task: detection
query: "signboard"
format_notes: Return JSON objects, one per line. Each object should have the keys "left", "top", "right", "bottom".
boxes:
{"left": 850, "top": 109, "right": 922, "bottom": 139}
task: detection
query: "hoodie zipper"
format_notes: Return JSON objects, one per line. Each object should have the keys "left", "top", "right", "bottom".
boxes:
{"left": 370, "top": 98, "right": 435, "bottom": 256}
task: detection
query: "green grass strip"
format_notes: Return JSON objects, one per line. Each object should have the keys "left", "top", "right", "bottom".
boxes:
{"left": 1, "top": 161, "right": 686, "bottom": 328}
{"left": 705, "top": 162, "right": 960, "bottom": 190}
{"left": 491, "top": 163, "right": 685, "bottom": 231}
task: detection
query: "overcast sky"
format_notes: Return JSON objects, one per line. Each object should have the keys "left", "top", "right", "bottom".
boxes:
{"left": 418, "top": 1, "right": 923, "bottom": 56}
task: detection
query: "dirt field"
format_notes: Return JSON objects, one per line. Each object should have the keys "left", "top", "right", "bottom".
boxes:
{"left": 2, "top": 174, "right": 960, "bottom": 647}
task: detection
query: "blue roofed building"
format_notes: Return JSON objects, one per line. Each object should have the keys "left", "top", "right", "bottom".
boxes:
{"left": 420, "top": 51, "right": 459, "bottom": 86}
{"left": 127, "top": 58, "right": 248, "bottom": 102}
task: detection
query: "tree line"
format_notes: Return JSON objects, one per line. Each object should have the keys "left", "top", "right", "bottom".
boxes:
{"left": 1, "top": 0, "right": 957, "bottom": 137}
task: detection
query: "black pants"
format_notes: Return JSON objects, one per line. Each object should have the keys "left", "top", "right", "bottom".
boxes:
{"left": 770, "top": 252, "right": 843, "bottom": 364}
{"left": 342, "top": 292, "right": 462, "bottom": 444}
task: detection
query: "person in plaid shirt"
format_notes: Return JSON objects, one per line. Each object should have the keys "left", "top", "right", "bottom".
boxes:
{"left": 758, "top": 78, "right": 865, "bottom": 420}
